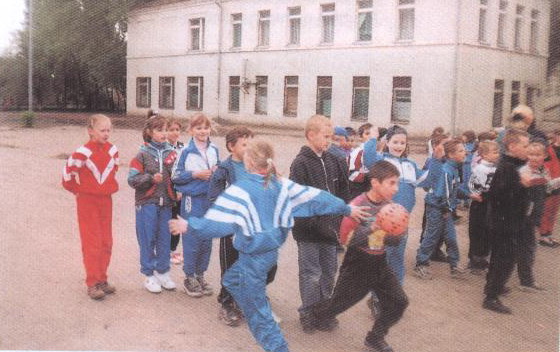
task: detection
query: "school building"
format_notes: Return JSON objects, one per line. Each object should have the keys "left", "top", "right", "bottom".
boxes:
{"left": 126, "top": 0, "right": 550, "bottom": 135}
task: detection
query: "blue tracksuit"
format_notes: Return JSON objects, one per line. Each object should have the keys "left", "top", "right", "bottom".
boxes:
{"left": 363, "top": 138, "right": 428, "bottom": 282}
{"left": 172, "top": 138, "right": 219, "bottom": 276}
{"left": 187, "top": 174, "right": 351, "bottom": 352}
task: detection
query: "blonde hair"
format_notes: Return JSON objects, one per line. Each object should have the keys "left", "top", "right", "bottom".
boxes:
{"left": 87, "top": 114, "right": 111, "bottom": 130}
{"left": 304, "top": 115, "right": 332, "bottom": 139}
{"left": 511, "top": 105, "right": 534, "bottom": 120}
{"left": 245, "top": 139, "right": 278, "bottom": 186}
{"left": 478, "top": 141, "right": 499, "bottom": 156}
{"left": 528, "top": 141, "right": 546, "bottom": 154}
{"left": 189, "top": 113, "right": 211, "bottom": 130}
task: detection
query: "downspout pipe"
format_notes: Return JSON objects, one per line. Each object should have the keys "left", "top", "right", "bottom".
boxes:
{"left": 215, "top": 0, "right": 223, "bottom": 119}
{"left": 450, "top": 0, "right": 462, "bottom": 135}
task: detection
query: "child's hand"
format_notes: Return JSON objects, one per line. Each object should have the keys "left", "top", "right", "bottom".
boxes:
{"left": 153, "top": 173, "right": 163, "bottom": 184}
{"left": 349, "top": 205, "right": 370, "bottom": 222}
{"left": 470, "top": 193, "right": 483, "bottom": 202}
{"left": 519, "top": 171, "right": 532, "bottom": 188}
{"left": 194, "top": 169, "right": 212, "bottom": 180}
{"left": 169, "top": 216, "right": 188, "bottom": 235}
{"left": 176, "top": 192, "right": 182, "bottom": 201}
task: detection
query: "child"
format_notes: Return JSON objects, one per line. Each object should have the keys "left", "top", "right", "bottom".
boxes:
{"left": 128, "top": 115, "right": 178, "bottom": 293}
{"left": 467, "top": 141, "right": 499, "bottom": 275}
{"left": 62, "top": 114, "right": 119, "bottom": 300}
{"left": 461, "top": 130, "right": 477, "bottom": 208}
{"left": 427, "top": 126, "right": 445, "bottom": 157}
{"left": 345, "top": 127, "right": 358, "bottom": 149}
{"left": 538, "top": 129, "right": 560, "bottom": 247}
{"left": 348, "top": 122, "right": 375, "bottom": 199}
{"left": 167, "top": 117, "right": 185, "bottom": 265}
{"left": 312, "top": 160, "right": 409, "bottom": 352}
{"left": 471, "top": 130, "right": 498, "bottom": 167}
{"left": 414, "top": 138, "right": 468, "bottom": 280}
{"left": 363, "top": 125, "right": 428, "bottom": 283}
{"left": 172, "top": 113, "right": 219, "bottom": 297}
{"left": 328, "top": 126, "right": 351, "bottom": 162}
{"left": 169, "top": 139, "right": 368, "bottom": 352}
{"left": 483, "top": 129, "right": 531, "bottom": 314}
{"left": 207, "top": 126, "right": 254, "bottom": 327}
{"left": 289, "top": 115, "right": 350, "bottom": 333}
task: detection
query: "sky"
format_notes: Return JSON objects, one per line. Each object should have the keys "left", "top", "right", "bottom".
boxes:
{"left": 0, "top": 0, "right": 26, "bottom": 53}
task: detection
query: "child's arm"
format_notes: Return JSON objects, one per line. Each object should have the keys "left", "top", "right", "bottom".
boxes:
{"left": 362, "top": 138, "right": 381, "bottom": 169}
{"left": 433, "top": 171, "right": 452, "bottom": 212}
{"left": 208, "top": 166, "right": 228, "bottom": 203}
{"left": 128, "top": 154, "right": 155, "bottom": 190}
{"left": 289, "top": 158, "right": 309, "bottom": 185}
{"left": 62, "top": 149, "right": 85, "bottom": 194}
{"left": 339, "top": 215, "right": 359, "bottom": 245}
{"left": 171, "top": 149, "right": 196, "bottom": 185}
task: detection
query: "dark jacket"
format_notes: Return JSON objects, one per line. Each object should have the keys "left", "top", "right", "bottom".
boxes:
{"left": 289, "top": 146, "right": 350, "bottom": 244}
{"left": 207, "top": 156, "right": 243, "bottom": 203}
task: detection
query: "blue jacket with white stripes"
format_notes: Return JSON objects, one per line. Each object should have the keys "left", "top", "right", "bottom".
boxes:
{"left": 187, "top": 173, "right": 352, "bottom": 255}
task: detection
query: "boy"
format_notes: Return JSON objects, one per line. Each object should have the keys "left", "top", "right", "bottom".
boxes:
{"left": 348, "top": 123, "right": 376, "bottom": 199}
{"left": 328, "top": 126, "right": 351, "bottom": 162}
{"left": 467, "top": 141, "right": 499, "bottom": 275}
{"left": 289, "top": 115, "right": 350, "bottom": 333}
{"left": 207, "top": 126, "right": 254, "bottom": 326}
{"left": 312, "top": 160, "right": 409, "bottom": 352}
{"left": 483, "top": 129, "right": 531, "bottom": 314}
{"left": 414, "top": 138, "right": 468, "bottom": 280}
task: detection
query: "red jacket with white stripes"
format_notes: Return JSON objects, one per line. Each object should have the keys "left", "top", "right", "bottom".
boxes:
{"left": 62, "top": 140, "right": 119, "bottom": 195}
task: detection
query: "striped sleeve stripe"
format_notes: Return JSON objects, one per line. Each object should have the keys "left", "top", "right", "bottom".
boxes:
{"left": 226, "top": 185, "right": 262, "bottom": 232}
{"left": 67, "top": 157, "right": 84, "bottom": 168}
{"left": 273, "top": 180, "right": 290, "bottom": 228}
{"left": 76, "top": 146, "right": 92, "bottom": 158}
{"left": 109, "top": 145, "right": 118, "bottom": 157}
{"left": 288, "top": 181, "right": 321, "bottom": 208}
{"left": 414, "top": 169, "right": 429, "bottom": 186}
{"left": 205, "top": 208, "right": 251, "bottom": 237}
{"left": 214, "top": 196, "right": 256, "bottom": 234}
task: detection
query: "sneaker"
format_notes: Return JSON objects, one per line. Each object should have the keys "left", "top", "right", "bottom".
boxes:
{"left": 170, "top": 252, "right": 183, "bottom": 264}
{"left": 144, "top": 276, "right": 162, "bottom": 293}
{"left": 482, "top": 297, "right": 512, "bottom": 314}
{"left": 299, "top": 312, "right": 316, "bottom": 334}
{"left": 271, "top": 309, "right": 283, "bottom": 324}
{"left": 518, "top": 283, "right": 546, "bottom": 293}
{"left": 364, "top": 336, "right": 394, "bottom": 352}
{"left": 315, "top": 317, "right": 339, "bottom": 332}
{"left": 183, "top": 276, "right": 203, "bottom": 297}
{"left": 450, "top": 266, "right": 468, "bottom": 279}
{"left": 97, "top": 282, "right": 116, "bottom": 294}
{"left": 538, "top": 238, "right": 560, "bottom": 248}
{"left": 196, "top": 275, "right": 213, "bottom": 296}
{"left": 219, "top": 305, "right": 242, "bottom": 327}
{"left": 154, "top": 271, "right": 177, "bottom": 290}
{"left": 87, "top": 285, "right": 105, "bottom": 300}
{"left": 414, "top": 265, "right": 433, "bottom": 280}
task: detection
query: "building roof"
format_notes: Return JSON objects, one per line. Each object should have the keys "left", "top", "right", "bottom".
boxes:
{"left": 130, "top": 0, "right": 191, "bottom": 12}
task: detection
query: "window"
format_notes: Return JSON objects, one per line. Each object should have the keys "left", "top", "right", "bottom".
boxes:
{"left": 229, "top": 76, "right": 241, "bottom": 112}
{"left": 316, "top": 76, "right": 333, "bottom": 117}
{"left": 511, "top": 80, "right": 521, "bottom": 110}
{"left": 357, "top": 0, "right": 373, "bottom": 42}
{"left": 255, "top": 76, "right": 268, "bottom": 115}
{"left": 232, "top": 13, "right": 242, "bottom": 48}
{"left": 187, "top": 77, "right": 203, "bottom": 111}
{"left": 321, "top": 3, "right": 335, "bottom": 44}
{"left": 352, "top": 77, "right": 370, "bottom": 121}
{"left": 492, "top": 79, "right": 504, "bottom": 127}
{"left": 526, "top": 86, "right": 537, "bottom": 110}
{"left": 159, "top": 77, "right": 174, "bottom": 109}
{"left": 136, "top": 77, "right": 151, "bottom": 108}
{"left": 190, "top": 18, "right": 205, "bottom": 51}
{"left": 288, "top": 7, "right": 301, "bottom": 45}
{"left": 258, "top": 10, "right": 270, "bottom": 47}
{"left": 530, "top": 10, "right": 539, "bottom": 53}
{"left": 391, "top": 76, "right": 412, "bottom": 122}
{"left": 397, "top": 0, "right": 415, "bottom": 41}
{"left": 283, "top": 76, "right": 299, "bottom": 117}
{"left": 497, "top": 1, "right": 508, "bottom": 47}
{"left": 478, "top": 0, "right": 488, "bottom": 43}
{"left": 514, "top": 5, "right": 524, "bottom": 50}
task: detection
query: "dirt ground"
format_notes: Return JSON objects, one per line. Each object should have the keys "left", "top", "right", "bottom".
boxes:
{"left": 0, "top": 116, "right": 558, "bottom": 352}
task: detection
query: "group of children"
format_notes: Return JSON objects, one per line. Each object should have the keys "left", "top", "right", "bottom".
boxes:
{"left": 62, "top": 104, "right": 560, "bottom": 352}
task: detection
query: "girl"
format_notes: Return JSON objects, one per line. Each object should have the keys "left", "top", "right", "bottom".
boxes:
{"left": 167, "top": 117, "right": 185, "bottom": 264}
{"left": 461, "top": 130, "right": 477, "bottom": 209}
{"left": 172, "top": 113, "right": 219, "bottom": 297}
{"left": 169, "top": 139, "right": 368, "bottom": 352}
{"left": 128, "top": 115, "right": 178, "bottom": 293}
{"left": 363, "top": 125, "right": 428, "bottom": 283}
{"left": 62, "top": 114, "right": 119, "bottom": 300}
{"left": 539, "top": 129, "right": 560, "bottom": 247}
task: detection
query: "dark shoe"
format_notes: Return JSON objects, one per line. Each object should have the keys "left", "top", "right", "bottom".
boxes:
{"left": 430, "top": 249, "right": 448, "bottom": 263}
{"left": 499, "top": 286, "right": 511, "bottom": 297}
{"left": 219, "top": 305, "right": 242, "bottom": 327}
{"left": 315, "top": 317, "right": 339, "bottom": 332}
{"left": 365, "top": 336, "right": 394, "bottom": 352}
{"left": 538, "top": 238, "right": 560, "bottom": 248}
{"left": 299, "top": 312, "right": 316, "bottom": 334}
{"left": 87, "top": 285, "right": 105, "bottom": 300}
{"left": 518, "top": 283, "right": 546, "bottom": 293}
{"left": 482, "top": 298, "right": 512, "bottom": 314}
{"left": 97, "top": 282, "right": 116, "bottom": 294}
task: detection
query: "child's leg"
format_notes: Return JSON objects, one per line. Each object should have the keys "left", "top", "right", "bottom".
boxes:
{"left": 170, "top": 201, "right": 181, "bottom": 252}
{"left": 135, "top": 204, "right": 159, "bottom": 276}
{"left": 443, "top": 216, "right": 460, "bottom": 268}
{"left": 539, "top": 194, "right": 560, "bottom": 237}
{"left": 385, "top": 231, "right": 408, "bottom": 283}
{"left": 484, "top": 242, "right": 516, "bottom": 299}
{"left": 218, "top": 235, "right": 239, "bottom": 307}
{"left": 516, "top": 224, "right": 537, "bottom": 287}
{"left": 416, "top": 206, "right": 445, "bottom": 266}
{"left": 155, "top": 207, "right": 172, "bottom": 274}
{"left": 297, "top": 242, "right": 336, "bottom": 316}
{"left": 224, "top": 252, "right": 289, "bottom": 352}
{"left": 195, "top": 238, "right": 213, "bottom": 276}
{"left": 77, "top": 194, "right": 103, "bottom": 287}
{"left": 318, "top": 243, "right": 337, "bottom": 301}
{"left": 98, "top": 196, "right": 113, "bottom": 283}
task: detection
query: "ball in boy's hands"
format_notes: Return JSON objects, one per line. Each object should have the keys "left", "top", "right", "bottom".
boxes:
{"left": 376, "top": 203, "right": 409, "bottom": 236}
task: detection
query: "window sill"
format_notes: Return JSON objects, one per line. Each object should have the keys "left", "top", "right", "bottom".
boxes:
{"left": 497, "top": 44, "right": 508, "bottom": 50}
{"left": 318, "top": 42, "right": 334, "bottom": 47}
{"left": 230, "top": 46, "right": 242, "bottom": 51}
{"left": 285, "top": 43, "right": 300, "bottom": 48}
{"left": 390, "top": 119, "right": 410, "bottom": 125}
{"left": 159, "top": 107, "right": 175, "bottom": 110}
{"left": 353, "top": 40, "right": 372, "bottom": 46}
{"left": 255, "top": 112, "right": 268, "bottom": 116}
{"left": 186, "top": 108, "right": 203, "bottom": 111}
{"left": 188, "top": 49, "right": 205, "bottom": 54}
{"left": 254, "top": 45, "right": 270, "bottom": 50}
{"left": 478, "top": 40, "right": 491, "bottom": 46}
{"left": 395, "top": 39, "right": 414, "bottom": 45}
{"left": 283, "top": 113, "right": 297, "bottom": 118}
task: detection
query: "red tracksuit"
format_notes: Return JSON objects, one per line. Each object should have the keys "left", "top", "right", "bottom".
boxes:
{"left": 539, "top": 145, "right": 560, "bottom": 236}
{"left": 62, "top": 140, "right": 119, "bottom": 287}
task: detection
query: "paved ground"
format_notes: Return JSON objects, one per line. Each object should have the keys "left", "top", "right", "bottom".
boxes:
{"left": 0, "top": 115, "right": 558, "bottom": 352}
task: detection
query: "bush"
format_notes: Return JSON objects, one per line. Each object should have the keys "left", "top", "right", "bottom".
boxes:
{"left": 22, "top": 111, "right": 35, "bottom": 128}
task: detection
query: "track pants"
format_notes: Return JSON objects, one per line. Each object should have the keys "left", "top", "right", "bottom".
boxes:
{"left": 539, "top": 194, "right": 560, "bottom": 236}
{"left": 135, "top": 204, "right": 172, "bottom": 276}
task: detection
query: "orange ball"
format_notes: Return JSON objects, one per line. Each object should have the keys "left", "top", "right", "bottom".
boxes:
{"left": 376, "top": 203, "right": 409, "bottom": 236}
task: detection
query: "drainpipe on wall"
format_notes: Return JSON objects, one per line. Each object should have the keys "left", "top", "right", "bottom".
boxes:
{"left": 450, "top": 0, "right": 462, "bottom": 135}
{"left": 215, "top": 0, "right": 223, "bottom": 119}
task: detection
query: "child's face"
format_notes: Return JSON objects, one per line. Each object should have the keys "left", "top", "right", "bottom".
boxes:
{"left": 331, "top": 135, "right": 344, "bottom": 147}
{"left": 88, "top": 119, "right": 111, "bottom": 144}
{"left": 482, "top": 147, "right": 500, "bottom": 164}
{"left": 371, "top": 175, "right": 399, "bottom": 201}
{"left": 361, "top": 128, "right": 372, "bottom": 142}
{"left": 433, "top": 138, "right": 450, "bottom": 159}
{"left": 230, "top": 136, "right": 251, "bottom": 161}
{"left": 151, "top": 125, "right": 168, "bottom": 143}
{"left": 350, "top": 135, "right": 360, "bottom": 149}
{"left": 527, "top": 147, "right": 546, "bottom": 169}
{"left": 508, "top": 136, "right": 530, "bottom": 160}
{"left": 448, "top": 144, "right": 467, "bottom": 163}
{"left": 308, "top": 124, "right": 333, "bottom": 153}
{"left": 167, "top": 123, "right": 181, "bottom": 145}
{"left": 190, "top": 124, "right": 211, "bottom": 143}
{"left": 386, "top": 133, "right": 407, "bottom": 157}
{"left": 553, "top": 134, "right": 560, "bottom": 146}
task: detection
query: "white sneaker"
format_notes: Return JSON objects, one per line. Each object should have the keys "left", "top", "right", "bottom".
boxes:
{"left": 144, "top": 276, "right": 162, "bottom": 293}
{"left": 154, "top": 271, "right": 177, "bottom": 290}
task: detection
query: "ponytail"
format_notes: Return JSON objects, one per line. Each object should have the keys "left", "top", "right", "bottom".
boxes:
{"left": 264, "top": 158, "right": 278, "bottom": 187}
{"left": 246, "top": 140, "right": 280, "bottom": 187}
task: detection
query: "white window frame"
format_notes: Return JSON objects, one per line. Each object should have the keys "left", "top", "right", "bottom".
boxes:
{"left": 136, "top": 77, "right": 151, "bottom": 108}
{"left": 478, "top": 0, "right": 489, "bottom": 44}
{"left": 288, "top": 7, "right": 301, "bottom": 46}
{"left": 255, "top": 76, "right": 268, "bottom": 115}
{"left": 321, "top": 3, "right": 335, "bottom": 44}
{"left": 530, "top": 9, "right": 539, "bottom": 53}
{"left": 258, "top": 10, "right": 271, "bottom": 47}
{"left": 514, "top": 5, "right": 524, "bottom": 51}
{"left": 356, "top": 0, "right": 373, "bottom": 42}
{"left": 492, "top": 79, "right": 505, "bottom": 127}
{"left": 159, "top": 76, "right": 175, "bottom": 110}
{"left": 283, "top": 76, "right": 299, "bottom": 117}
{"left": 351, "top": 76, "right": 370, "bottom": 121}
{"left": 316, "top": 76, "right": 333, "bottom": 117}
{"left": 397, "top": 0, "right": 415, "bottom": 42}
{"left": 187, "top": 76, "right": 204, "bottom": 111}
{"left": 229, "top": 76, "right": 241, "bottom": 113}
{"left": 189, "top": 18, "right": 205, "bottom": 51}
{"left": 497, "top": 1, "right": 508, "bottom": 47}
{"left": 391, "top": 76, "right": 412, "bottom": 123}
{"left": 231, "top": 13, "right": 242, "bottom": 49}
